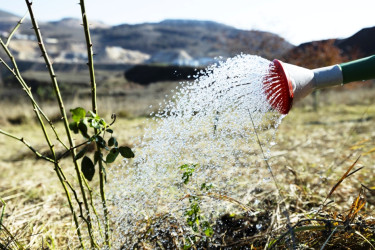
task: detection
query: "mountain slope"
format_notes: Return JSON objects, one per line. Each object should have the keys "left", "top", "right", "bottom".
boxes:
{"left": 0, "top": 10, "right": 293, "bottom": 64}
{"left": 97, "top": 19, "right": 293, "bottom": 60}
{"left": 336, "top": 26, "right": 375, "bottom": 56}
{"left": 0, "top": 10, "right": 22, "bottom": 31}
{"left": 283, "top": 26, "right": 375, "bottom": 65}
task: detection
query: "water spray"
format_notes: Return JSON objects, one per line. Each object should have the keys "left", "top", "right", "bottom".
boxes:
{"left": 263, "top": 55, "right": 375, "bottom": 114}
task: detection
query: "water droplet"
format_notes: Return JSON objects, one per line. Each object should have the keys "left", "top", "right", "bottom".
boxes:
{"left": 108, "top": 54, "right": 284, "bottom": 247}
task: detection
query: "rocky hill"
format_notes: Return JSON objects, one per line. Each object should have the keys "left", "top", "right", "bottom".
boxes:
{"left": 0, "top": 10, "right": 293, "bottom": 66}
{"left": 96, "top": 19, "right": 293, "bottom": 61}
{"left": 1, "top": 8, "right": 374, "bottom": 83}
{"left": 1, "top": 9, "right": 374, "bottom": 96}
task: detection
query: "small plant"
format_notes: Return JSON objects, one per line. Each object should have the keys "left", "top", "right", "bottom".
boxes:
{"left": 180, "top": 164, "right": 214, "bottom": 249}
{"left": 180, "top": 163, "right": 198, "bottom": 184}
{"left": 68, "top": 107, "right": 134, "bottom": 182}
{"left": 184, "top": 196, "right": 214, "bottom": 237}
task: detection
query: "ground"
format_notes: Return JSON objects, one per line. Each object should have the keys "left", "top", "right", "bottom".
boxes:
{"left": 0, "top": 83, "right": 375, "bottom": 249}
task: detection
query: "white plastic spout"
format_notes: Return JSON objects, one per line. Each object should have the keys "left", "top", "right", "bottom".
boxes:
{"left": 313, "top": 65, "right": 343, "bottom": 89}
{"left": 282, "top": 62, "right": 343, "bottom": 103}
{"left": 281, "top": 62, "right": 314, "bottom": 103}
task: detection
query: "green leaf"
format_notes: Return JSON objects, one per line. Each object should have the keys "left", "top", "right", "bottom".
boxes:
{"left": 69, "top": 122, "right": 79, "bottom": 134}
{"left": 200, "top": 183, "right": 213, "bottom": 191}
{"left": 183, "top": 244, "right": 191, "bottom": 250}
{"left": 202, "top": 221, "right": 213, "bottom": 237}
{"left": 78, "top": 121, "right": 89, "bottom": 138}
{"left": 119, "top": 146, "right": 135, "bottom": 158}
{"left": 106, "top": 128, "right": 113, "bottom": 134}
{"left": 180, "top": 164, "right": 197, "bottom": 171}
{"left": 180, "top": 164, "right": 197, "bottom": 184}
{"left": 204, "top": 227, "right": 213, "bottom": 237}
{"left": 182, "top": 172, "right": 192, "bottom": 184}
{"left": 106, "top": 148, "right": 119, "bottom": 163}
{"left": 70, "top": 107, "right": 86, "bottom": 122}
{"left": 108, "top": 137, "right": 116, "bottom": 147}
{"left": 81, "top": 156, "right": 95, "bottom": 181}
{"left": 96, "top": 136, "right": 106, "bottom": 148}
{"left": 74, "top": 145, "right": 89, "bottom": 160}
{"left": 99, "top": 118, "right": 107, "bottom": 127}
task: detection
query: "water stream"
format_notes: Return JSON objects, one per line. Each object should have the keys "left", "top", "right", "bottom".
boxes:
{"left": 108, "top": 54, "right": 285, "bottom": 247}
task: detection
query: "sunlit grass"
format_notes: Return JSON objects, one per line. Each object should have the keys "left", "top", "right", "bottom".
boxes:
{"left": 1, "top": 85, "right": 375, "bottom": 248}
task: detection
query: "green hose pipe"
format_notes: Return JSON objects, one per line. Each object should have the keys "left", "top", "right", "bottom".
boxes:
{"left": 339, "top": 55, "right": 375, "bottom": 84}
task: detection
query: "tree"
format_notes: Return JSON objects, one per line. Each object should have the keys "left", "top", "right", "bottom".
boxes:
{"left": 284, "top": 39, "right": 345, "bottom": 69}
{"left": 283, "top": 39, "right": 346, "bottom": 111}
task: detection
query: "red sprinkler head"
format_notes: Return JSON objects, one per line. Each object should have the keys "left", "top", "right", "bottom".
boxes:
{"left": 263, "top": 55, "right": 375, "bottom": 114}
{"left": 263, "top": 59, "right": 294, "bottom": 114}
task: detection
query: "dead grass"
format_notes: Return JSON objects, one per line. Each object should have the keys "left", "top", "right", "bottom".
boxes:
{"left": 1, "top": 86, "right": 375, "bottom": 248}
{"left": 0, "top": 159, "right": 79, "bottom": 248}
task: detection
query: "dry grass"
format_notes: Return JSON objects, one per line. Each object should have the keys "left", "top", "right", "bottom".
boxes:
{"left": 0, "top": 116, "right": 144, "bottom": 249}
{"left": 0, "top": 155, "right": 78, "bottom": 248}
{"left": 1, "top": 85, "right": 375, "bottom": 248}
{"left": 263, "top": 87, "right": 375, "bottom": 248}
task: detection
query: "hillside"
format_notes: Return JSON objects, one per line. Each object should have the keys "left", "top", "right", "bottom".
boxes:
{"left": 0, "top": 10, "right": 293, "bottom": 65}
{"left": 283, "top": 26, "right": 375, "bottom": 65}
{"left": 1, "top": 9, "right": 374, "bottom": 88}
{"left": 1, "top": 9, "right": 374, "bottom": 67}
{"left": 0, "top": 10, "right": 20, "bottom": 21}
{"left": 336, "top": 26, "right": 375, "bottom": 56}
{"left": 97, "top": 19, "right": 292, "bottom": 60}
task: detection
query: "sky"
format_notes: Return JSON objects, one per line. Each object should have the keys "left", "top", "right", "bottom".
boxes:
{"left": 1, "top": 0, "right": 374, "bottom": 45}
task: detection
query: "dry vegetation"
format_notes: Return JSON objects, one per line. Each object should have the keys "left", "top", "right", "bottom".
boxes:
{"left": 1, "top": 2, "right": 374, "bottom": 249}
{"left": 1, "top": 83, "right": 375, "bottom": 249}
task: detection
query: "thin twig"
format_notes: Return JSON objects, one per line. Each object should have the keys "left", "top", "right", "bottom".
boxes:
{"left": 0, "top": 222, "right": 21, "bottom": 249}
{"left": 56, "top": 126, "right": 107, "bottom": 161}
{"left": 320, "top": 227, "right": 337, "bottom": 250}
{"left": 0, "top": 198, "right": 22, "bottom": 249}
{"left": 248, "top": 111, "right": 283, "bottom": 196}
{"left": 25, "top": 0, "right": 96, "bottom": 248}
{"left": 283, "top": 210, "right": 296, "bottom": 250}
{"left": 79, "top": 0, "right": 110, "bottom": 246}
{"left": 354, "top": 230, "right": 375, "bottom": 249}
{"left": 269, "top": 219, "right": 347, "bottom": 249}
{"left": 248, "top": 111, "right": 297, "bottom": 249}
{"left": 57, "top": 140, "right": 92, "bottom": 161}
{"left": 0, "top": 129, "right": 55, "bottom": 163}
{"left": 82, "top": 177, "right": 105, "bottom": 239}
{"left": 0, "top": 197, "right": 6, "bottom": 231}
{"left": 79, "top": 0, "right": 97, "bottom": 114}
{"left": 0, "top": 42, "right": 68, "bottom": 150}
{"left": 319, "top": 156, "right": 361, "bottom": 214}
{"left": 6, "top": 13, "right": 27, "bottom": 46}
{"left": 346, "top": 166, "right": 364, "bottom": 178}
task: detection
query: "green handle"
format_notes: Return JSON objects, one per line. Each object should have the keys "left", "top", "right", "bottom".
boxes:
{"left": 339, "top": 55, "right": 375, "bottom": 84}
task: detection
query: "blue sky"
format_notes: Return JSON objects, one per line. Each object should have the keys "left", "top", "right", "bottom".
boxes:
{"left": 2, "top": 0, "right": 375, "bottom": 45}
